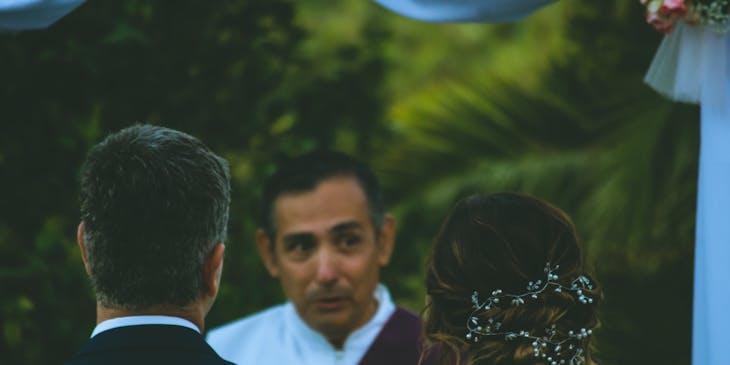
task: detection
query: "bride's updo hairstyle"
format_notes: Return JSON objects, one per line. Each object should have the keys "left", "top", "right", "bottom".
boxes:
{"left": 424, "top": 193, "right": 601, "bottom": 365}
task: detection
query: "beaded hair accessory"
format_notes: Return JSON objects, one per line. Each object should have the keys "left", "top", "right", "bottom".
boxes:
{"left": 465, "top": 263, "right": 595, "bottom": 365}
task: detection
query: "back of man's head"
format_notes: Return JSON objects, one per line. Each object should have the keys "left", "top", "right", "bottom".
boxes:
{"left": 79, "top": 124, "right": 231, "bottom": 310}
{"left": 260, "top": 150, "right": 384, "bottom": 240}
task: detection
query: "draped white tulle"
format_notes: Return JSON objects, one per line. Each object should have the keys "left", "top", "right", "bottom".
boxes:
{"left": 645, "top": 21, "right": 728, "bottom": 110}
{"left": 645, "top": 21, "right": 730, "bottom": 365}
{"left": 372, "top": 0, "right": 556, "bottom": 23}
{"left": 0, "top": 0, "right": 83, "bottom": 30}
{"left": 695, "top": 103, "right": 730, "bottom": 365}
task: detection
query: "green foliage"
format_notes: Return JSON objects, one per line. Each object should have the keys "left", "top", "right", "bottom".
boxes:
{"left": 1, "top": 1, "right": 695, "bottom": 365}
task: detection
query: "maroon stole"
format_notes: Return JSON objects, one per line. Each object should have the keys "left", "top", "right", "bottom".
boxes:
{"left": 358, "top": 307, "right": 438, "bottom": 365}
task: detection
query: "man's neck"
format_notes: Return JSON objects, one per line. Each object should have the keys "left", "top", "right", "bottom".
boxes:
{"left": 96, "top": 303, "right": 206, "bottom": 332}
{"left": 323, "top": 297, "right": 380, "bottom": 350}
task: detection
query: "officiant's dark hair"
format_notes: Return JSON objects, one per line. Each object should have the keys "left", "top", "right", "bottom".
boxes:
{"left": 260, "top": 150, "right": 385, "bottom": 242}
{"left": 79, "top": 124, "right": 231, "bottom": 310}
{"left": 424, "top": 193, "right": 601, "bottom": 365}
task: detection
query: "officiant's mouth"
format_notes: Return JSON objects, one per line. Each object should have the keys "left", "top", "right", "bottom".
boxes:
{"left": 314, "top": 296, "right": 351, "bottom": 311}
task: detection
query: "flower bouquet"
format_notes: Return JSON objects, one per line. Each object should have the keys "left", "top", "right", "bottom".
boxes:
{"left": 641, "top": 0, "right": 730, "bottom": 34}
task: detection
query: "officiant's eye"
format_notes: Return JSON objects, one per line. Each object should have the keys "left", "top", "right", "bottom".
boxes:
{"left": 335, "top": 233, "right": 362, "bottom": 249}
{"left": 283, "top": 235, "right": 315, "bottom": 257}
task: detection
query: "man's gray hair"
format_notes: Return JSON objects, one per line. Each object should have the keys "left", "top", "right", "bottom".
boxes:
{"left": 79, "top": 124, "right": 231, "bottom": 310}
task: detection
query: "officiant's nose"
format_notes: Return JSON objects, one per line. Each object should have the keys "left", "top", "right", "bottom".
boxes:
{"left": 315, "top": 247, "right": 339, "bottom": 285}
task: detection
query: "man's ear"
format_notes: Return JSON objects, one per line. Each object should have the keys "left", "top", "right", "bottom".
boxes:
{"left": 77, "top": 222, "right": 92, "bottom": 276}
{"left": 203, "top": 243, "right": 226, "bottom": 298}
{"left": 377, "top": 214, "right": 396, "bottom": 267}
{"left": 256, "top": 228, "right": 279, "bottom": 278}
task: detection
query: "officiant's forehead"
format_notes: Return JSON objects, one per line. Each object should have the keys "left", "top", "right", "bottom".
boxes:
{"left": 259, "top": 151, "right": 385, "bottom": 241}
{"left": 271, "top": 176, "right": 376, "bottom": 240}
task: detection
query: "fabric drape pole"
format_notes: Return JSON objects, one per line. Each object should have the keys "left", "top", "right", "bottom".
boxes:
{"left": 647, "top": 25, "right": 730, "bottom": 365}
{"left": 694, "top": 62, "right": 730, "bottom": 365}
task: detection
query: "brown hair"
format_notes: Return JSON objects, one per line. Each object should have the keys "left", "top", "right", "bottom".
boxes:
{"left": 424, "top": 193, "right": 601, "bottom": 365}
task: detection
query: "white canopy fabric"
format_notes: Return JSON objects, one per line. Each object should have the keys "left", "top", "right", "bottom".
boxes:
{"left": 0, "top": 0, "right": 84, "bottom": 30}
{"left": 645, "top": 24, "right": 730, "bottom": 365}
{"left": 695, "top": 99, "right": 730, "bottom": 365}
{"left": 372, "top": 0, "right": 556, "bottom": 23}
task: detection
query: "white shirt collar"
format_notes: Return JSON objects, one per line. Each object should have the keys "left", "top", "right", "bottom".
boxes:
{"left": 90, "top": 315, "right": 200, "bottom": 338}
{"left": 284, "top": 284, "right": 397, "bottom": 361}
{"left": 205, "top": 283, "right": 398, "bottom": 365}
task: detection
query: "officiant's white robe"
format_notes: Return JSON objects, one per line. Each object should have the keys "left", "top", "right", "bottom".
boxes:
{"left": 207, "top": 284, "right": 396, "bottom": 365}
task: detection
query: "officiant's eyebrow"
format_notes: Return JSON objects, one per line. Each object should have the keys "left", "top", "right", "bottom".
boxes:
{"left": 329, "top": 221, "right": 363, "bottom": 234}
{"left": 280, "top": 222, "right": 363, "bottom": 244}
{"left": 281, "top": 232, "right": 315, "bottom": 246}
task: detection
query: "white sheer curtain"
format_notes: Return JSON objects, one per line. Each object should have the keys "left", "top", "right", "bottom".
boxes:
{"left": 0, "top": 0, "right": 84, "bottom": 30}
{"left": 645, "top": 24, "right": 730, "bottom": 365}
{"left": 372, "top": 0, "right": 556, "bottom": 22}
{"left": 695, "top": 101, "right": 730, "bottom": 365}
{"left": 645, "top": 22, "right": 728, "bottom": 110}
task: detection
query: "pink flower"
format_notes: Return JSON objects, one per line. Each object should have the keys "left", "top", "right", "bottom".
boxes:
{"left": 647, "top": 11, "right": 677, "bottom": 34}
{"left": 659, "top": 0, "right": 688, "bottom": 17}
{"left": 663, "top": 0, "right": 686, "bottom": 7}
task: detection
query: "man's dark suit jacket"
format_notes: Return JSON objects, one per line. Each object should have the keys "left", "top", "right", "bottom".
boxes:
{"left": 65, "top": 324, "right": 235, "bottom": 365}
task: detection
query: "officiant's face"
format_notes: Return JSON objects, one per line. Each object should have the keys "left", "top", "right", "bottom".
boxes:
{"left": 257, "top": 176, "right": 395, "bottom": 346}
